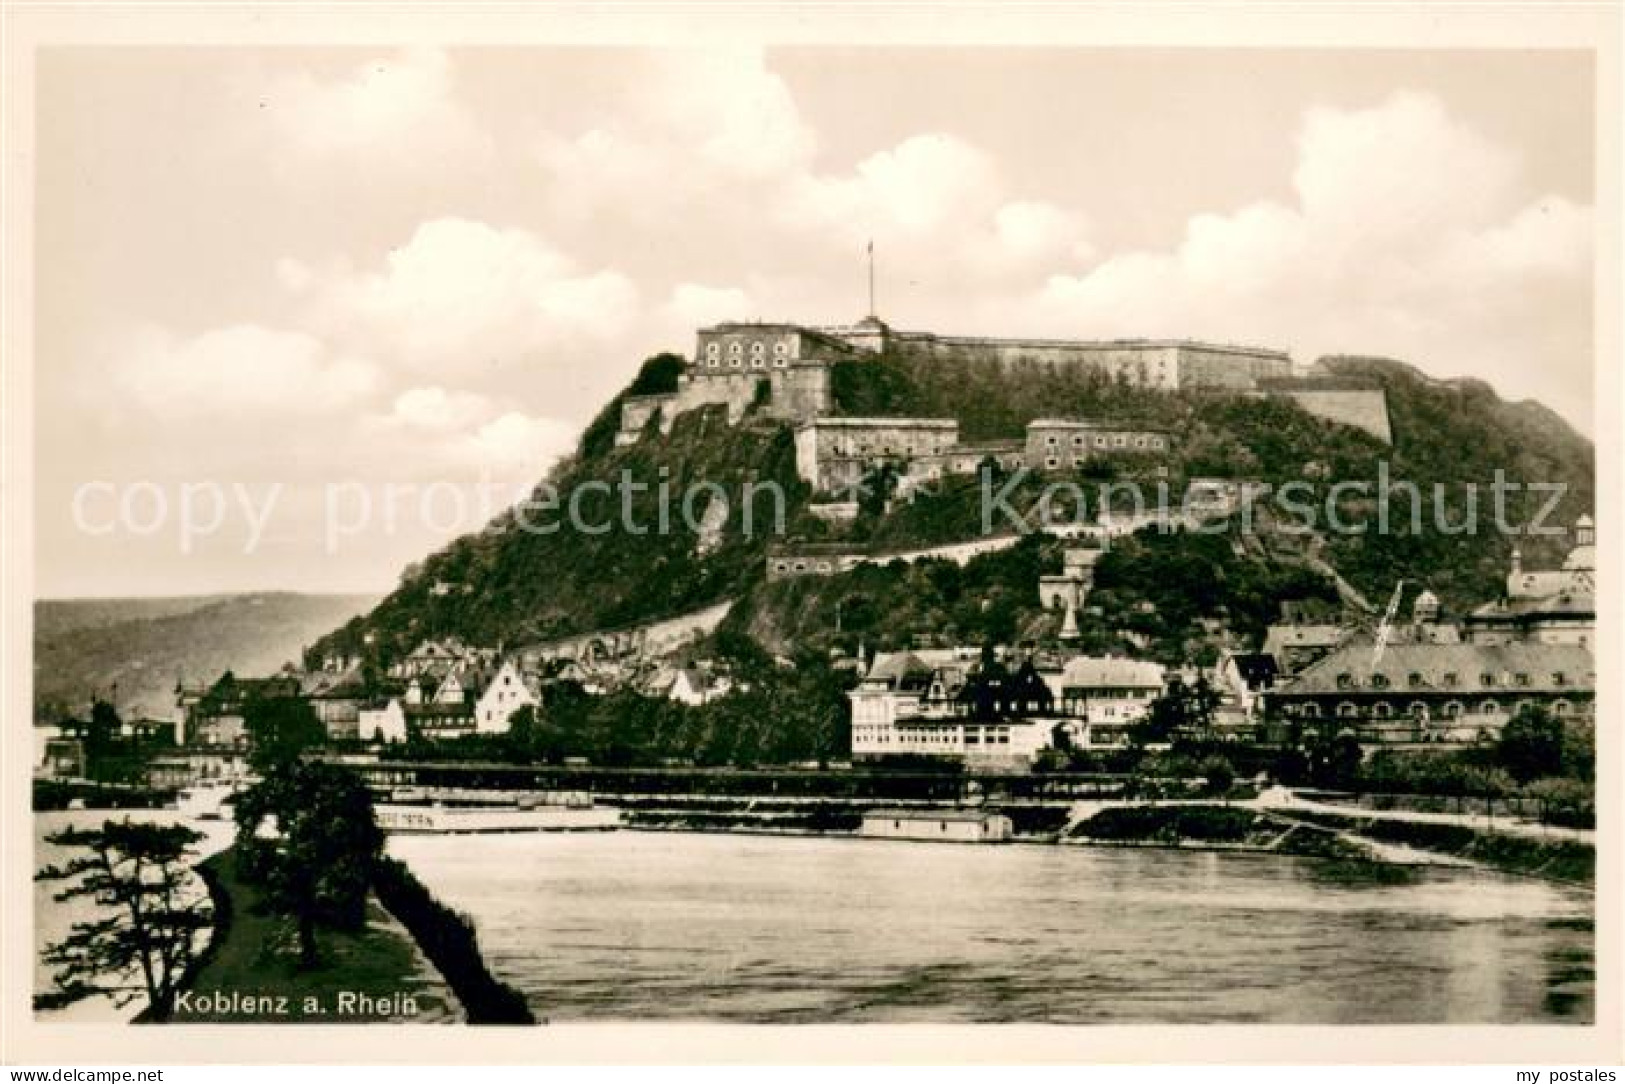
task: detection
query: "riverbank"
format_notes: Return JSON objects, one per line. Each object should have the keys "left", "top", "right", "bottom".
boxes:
{"left": 1065, "top": 804, "right": 1371, "bottom": 861}
{"left": 616, "top": 793, "right": 1593, "bottom": 884}
{"left": 619, "top": 797, "right": 1374, "bottom": 862}
{"left": 1266, "top": 807, "right": 1594, "bottom": 885}
{"left": 170, "top": 848, "right": 460, "bottom": 1024}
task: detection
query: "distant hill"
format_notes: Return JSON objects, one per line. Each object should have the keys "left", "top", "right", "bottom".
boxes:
{"left": 308, "top": 346, "right": 1593, "bottom": 672}
{"left": 34, "top": 592, "right": 379, "bottom": 723}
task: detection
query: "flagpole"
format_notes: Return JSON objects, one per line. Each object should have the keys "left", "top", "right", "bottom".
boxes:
{"left": 867, "top": 240, "right": 875, "bottom": 317}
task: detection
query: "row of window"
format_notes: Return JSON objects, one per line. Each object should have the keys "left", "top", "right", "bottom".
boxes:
{"left": 1294, "top": 698, "right": 1576, "bottom": 719}
{"left": 1042, "top": 433, "right": 1165, "bottom": 451}
{"left": 703, "top": 354, "right": 790, "bottom": 370}
{"left": 830, "top": 439, "right": 950, "bottom": 456}
{"left": 1335, "top": 671, "right": 1568, "bottom": 690}
{"left": 704, "top": 340, "right": 792, "bottom": 359}
{"left": 772, "top": 558, "right": 842, "bottom": 575}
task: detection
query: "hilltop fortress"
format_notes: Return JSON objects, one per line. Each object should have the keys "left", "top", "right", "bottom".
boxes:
{"left": 616, "top": 316, "right": 1393, "bottom": 485}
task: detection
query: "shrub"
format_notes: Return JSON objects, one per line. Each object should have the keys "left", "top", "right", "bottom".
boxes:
{"left": 371, "top": 857, "right": 535, "bottom": 1025}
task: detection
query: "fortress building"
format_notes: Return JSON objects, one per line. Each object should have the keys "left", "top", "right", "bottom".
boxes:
{"left": 616, "top": 312, "right": 1389, "bottom": 449}
{"left": 1024, "top": 419, "right": 1172, "bottom": 470}
{"left": 793, "top": 416, "right": 961, "bottom": 492}
{"left": 820, "top": 318, "right": 1293, "bottom": 392}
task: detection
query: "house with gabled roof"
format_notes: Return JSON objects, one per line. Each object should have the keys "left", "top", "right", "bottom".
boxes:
{"left": 474, "top": 659, "right": 538, "bottom": 734}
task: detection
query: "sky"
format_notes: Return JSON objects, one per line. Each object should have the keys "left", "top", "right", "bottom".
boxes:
{"left": 34, "top": 47, "right": 1596, "bottom": 597}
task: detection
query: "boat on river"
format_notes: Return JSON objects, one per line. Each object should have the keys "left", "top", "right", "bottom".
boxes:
{"left": 374, "top": 787, "right": 621, "bottom": 834}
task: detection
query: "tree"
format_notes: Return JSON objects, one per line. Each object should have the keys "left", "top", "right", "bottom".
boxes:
{"left": 244, "top": 695, "right": 327, "bottom": 771}
{"left": 626, "top": 352, "right": 686, "bottom": 396}
{"left": 233, "top": 761, "right": 383, "bottom": 969}
{"left": 1525, "top": 777, "right": 1594, "bottom": 828}
{"left": 1309, "top": 731, "right": 1365, "bottom": 790}
{"left": 1201, "top": 755, "right": 1236, "bottom": 798}
{"left": 1497, "top": 705, "right": 1566, "bottom": 784}
{"left": 35, "top": 821, "right": 213, "bottom": 1020}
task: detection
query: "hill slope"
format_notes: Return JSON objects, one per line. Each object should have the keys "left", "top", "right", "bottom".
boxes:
{"left": 34, "top": 592, "right": 379, "bottom": 722}
{"left": 310, "top": 347, "right": 1593, "bottom": 671}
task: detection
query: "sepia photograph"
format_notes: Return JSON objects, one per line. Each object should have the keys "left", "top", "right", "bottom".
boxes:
{"left": 2, "top": 2, "right": 1619, "bottom": 1070}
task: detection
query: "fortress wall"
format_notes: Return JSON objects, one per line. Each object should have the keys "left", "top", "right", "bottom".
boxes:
{"left": 517, "top": 600, "right": 736, "bottom": 666}
{"left": 1175, "top": 345, "right": 1293, "bottom": 389}
{"left": 766, "top": 534, "right": 1025, "bottom": 580}
{"left": 1276, "top": 388, "right": 1393, "bottom": 444}
{"left": 900, "top": 336, "right": 1183, "bottom": 390}
{"left": 768, "top": 364, "right": 831, "bottom": 422}
{"left": 616, "top": 394, "right": 677, "bottom": 446}
{"left": 672, "top": 374, "right": 761, "bottom": 423}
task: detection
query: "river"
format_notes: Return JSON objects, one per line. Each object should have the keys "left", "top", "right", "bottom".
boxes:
{"left": 388, "top": 830, "right": 1593, "bottom": 1025}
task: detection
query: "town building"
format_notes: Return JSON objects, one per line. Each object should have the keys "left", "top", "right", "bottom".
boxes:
{"left": 391, "top": 638, "right": 481, "bottom": 679}
{"left": 402, "top": 701, "right": 479, "bottom": 741}
{"left": 144, "top": 748, "right": 252, "bottom": 789}
{"left": 1216, "top": 651, "right": 1279, "bottom": 720}
{"left": 1046, "top": 655, "right": 1166, "bottom": 746}
{"left": 473, "top": 660, "right": 539, "bottom": 732}
{"left": 1267, "top": 640, "right": 1595, "bottom": 744}
{"left": 1260, "top": 622, "right": 1351, "bottom": 676}
{"left": 849, "top": 648, "right": 1059, "bottom": 768}
{"left": 850, "top": 647, "right": 1166, "bottom": 766}
{"left": 357, "top": 699, "right": 408, "bottom": 744}
{"left": 1464, "top": 517, "right": 1595, "bottom": 646}
{"left": 180, "top": 671, "right": 302, "bottom": 748}
{"left": 299, "top": 667, "right": 368, "bottom": 742}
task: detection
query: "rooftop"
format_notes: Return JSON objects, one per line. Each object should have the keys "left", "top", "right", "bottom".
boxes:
{"left": 1278, "top": 641, "right": 1595, "bottom": 697}
{"left": 1057, "top": 656, "right": 1166, "bottom": 689}
{"left": 798, "top": 416, "right": 960, "bottom": 430}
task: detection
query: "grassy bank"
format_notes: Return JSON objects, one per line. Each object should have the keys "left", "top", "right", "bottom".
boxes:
{"left": 1069, "top": 804, "right": 1369, "bottom": 861}
{"left": 1272, "top": 809, "right": 1594, "bottom": 885}
{"left": 170, "top": 848, "right": 459, "bottom": 1023}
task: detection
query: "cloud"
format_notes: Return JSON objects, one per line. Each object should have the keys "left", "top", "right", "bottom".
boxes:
{"left": 783, "top": 134, "right": 999, "bottom": 236}
{"left": 112, "top": 324, "right": 379, "bottom": 418}
{"left": 1021, "top": 91, "right": 1592, "bottom": 423}
{"left": 356, "top": 390, "right": 579, "bottom": 476}
{"left": 390, "top": 386, "right": 494, "bottom": 431}
{"left": 654, "top": 50, "right": 816, "bottom": 179}
{"left": 779, "top": 134, "right": 1095, "bottom": 285}
{"left": 261, "top": 47, "right": 490, "bottom": 167}
{"left": 283, "top": 217, "right": 640, "bottom": 381}
{"left": 534, "top": 49, "right": 815, "bottom": 228}
{"left": 665, "top": 282, "right": 752, "bottom": 328}
{"left": 465, "top": 411, "right": 580, "bottom": 472}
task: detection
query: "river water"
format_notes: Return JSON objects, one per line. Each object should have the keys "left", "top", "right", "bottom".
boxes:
{"left": 388, "top": 830, "right": 1593, "bottom": 1025}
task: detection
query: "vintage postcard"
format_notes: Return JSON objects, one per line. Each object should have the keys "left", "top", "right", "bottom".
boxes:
{"left": 2, "top": 2, "right": 1619, "bottom": 1067}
